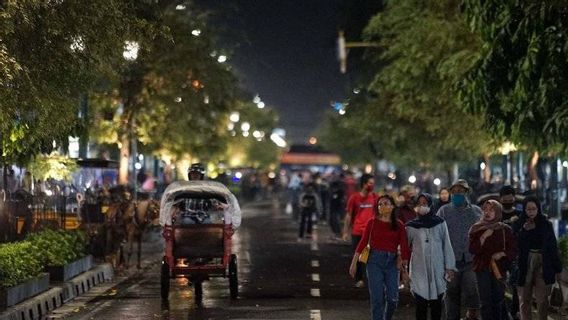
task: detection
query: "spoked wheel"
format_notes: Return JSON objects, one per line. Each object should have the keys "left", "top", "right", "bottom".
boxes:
{"left": 229, "top": 254, "right": 238, "bottom": 299}
{"left": 160, "top": 262, "right": 170, "bottom": 300}
{"left": 194, "top": 280, "right": 203, "bottom": 303}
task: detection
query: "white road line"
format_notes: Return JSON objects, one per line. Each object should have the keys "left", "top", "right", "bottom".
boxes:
{"left": 310, "top": 309, "right": 322, "bottom": 320}
{"left": 311, "top": 260, "right": 320, "bottom": 267}
{"left": 311, "top": 273, "right": 320, "bottom": 282}
{"left": 310, "top": 288, "right": 320, "bottom": 297}
{"left": 311, "top": 242, "right": 319, "bottom": 251}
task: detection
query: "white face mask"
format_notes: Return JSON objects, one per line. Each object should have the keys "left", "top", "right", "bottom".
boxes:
{"left": 415, "top": 206, "right": 430, "bottom": 215}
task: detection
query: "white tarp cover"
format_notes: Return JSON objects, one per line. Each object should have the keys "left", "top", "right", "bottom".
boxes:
{"left": 159, "top": 181, "right": 241, "bottom": 228}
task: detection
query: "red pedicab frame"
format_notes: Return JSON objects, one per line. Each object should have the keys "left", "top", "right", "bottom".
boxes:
{"left": 159, "top": 181, "right": 238, "bottom": 302}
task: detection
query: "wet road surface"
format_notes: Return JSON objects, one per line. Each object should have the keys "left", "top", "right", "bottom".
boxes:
{"left": 49, "top": 198, "right": 416, "bottom": 320}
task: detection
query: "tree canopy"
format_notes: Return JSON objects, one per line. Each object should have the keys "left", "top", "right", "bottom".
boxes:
{"left": 320, "top": 0, "right": 497, "bottom": 169}
{"left": 461, "top": 0, "right": 568, "bottom": 153}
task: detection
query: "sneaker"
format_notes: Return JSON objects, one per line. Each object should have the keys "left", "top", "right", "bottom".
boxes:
{"left": 354, "top": 280, "right": 365, "bottom": 288}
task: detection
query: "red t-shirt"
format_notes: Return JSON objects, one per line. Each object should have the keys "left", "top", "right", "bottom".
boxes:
{"left": 356, "top": 219, "right": 411, "bottom": 261}
{"left": 346, "top": 192, "right": 377, "bottom": 236}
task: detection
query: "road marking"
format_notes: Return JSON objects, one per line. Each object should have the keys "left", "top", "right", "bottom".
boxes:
{"left": 310, "top": 288, "right": 320, "bottom": 297}
{"left": 311, "top": 242, "right": 319, "bottom": 251}
{"left": 311, "top": 260, "right": 319, "bottom": 267}
{"left": 310, "top": 309, "right": 322, "bottom": 320}
{"left": 311, "top": 273, "right": 320, "bottom": 282}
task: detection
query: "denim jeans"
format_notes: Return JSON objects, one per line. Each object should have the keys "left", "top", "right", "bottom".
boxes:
{"left": 298, "top": 209, "right": 313, "bottom": 238}
{"left": 366, "top": 250, "right": 399, "bottom": 320}
{"left": 476, "top": 270, "right": 505, "bottom": 320}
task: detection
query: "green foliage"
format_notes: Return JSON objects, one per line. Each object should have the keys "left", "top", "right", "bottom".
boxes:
{"left": 461, "top": 1, "right": 568, "bottom": 153}
{"left": 559, "top": 236, "right": 568, "bottom": 268}
{"left": 0, "top": 0, "right": 140, "bottom": 165}
{"left": 321, "top": 0, "right": 497, "bottom": 168}
{"left": 0, "top": 241, "right": 43, "bottom": 288}
{"left": 26, "top": 229, "right": 87, "bottom": 267}
{"left": 27, "top": 153, "right": 78, "bottom": 182}
{"left": 89, "top": 1, "right": 240, "bottom": 168}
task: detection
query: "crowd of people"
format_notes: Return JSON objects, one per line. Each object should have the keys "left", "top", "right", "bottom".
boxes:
{"left": 285, "top": 171, "right": 565, "bottom": 320}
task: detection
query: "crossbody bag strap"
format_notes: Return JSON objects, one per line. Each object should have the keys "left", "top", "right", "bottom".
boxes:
{"left": 367, "top": 219, "right": 375, "bottom": 246}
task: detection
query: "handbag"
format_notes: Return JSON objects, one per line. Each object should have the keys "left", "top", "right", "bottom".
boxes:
{"left": 550, "top": 282, "right": 564, "bottom": 308}
{"left": 358, "top": 219, "right": 375, "bottom": 264}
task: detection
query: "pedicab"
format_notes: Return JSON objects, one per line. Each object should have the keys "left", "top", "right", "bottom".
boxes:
{"left": 159, "top": 181, "right": 239, "bottom": 302}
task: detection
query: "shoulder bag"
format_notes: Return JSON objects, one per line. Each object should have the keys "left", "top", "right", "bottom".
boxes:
{"left": 358, "top": 219, "right": 375, "bottom": 264}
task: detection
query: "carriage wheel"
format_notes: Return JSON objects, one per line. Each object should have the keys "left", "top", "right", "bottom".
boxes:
{"left": 229, "top": 254, "right": 238, "bottom": 299}
{"left": 194, "top": 280, "right": 203, "bottom": 303}
{"left": 161, "top": 262, "right": 170, "bottom": 300}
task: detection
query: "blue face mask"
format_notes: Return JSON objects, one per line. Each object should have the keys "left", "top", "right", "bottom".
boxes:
{"left": 451, "top": 194, "right": 466, "bottom": 207}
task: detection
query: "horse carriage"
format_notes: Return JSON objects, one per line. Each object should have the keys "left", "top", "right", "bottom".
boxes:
{"left": 159, "top": 181, "right": 239, "bottom": 302}
{"left": 74, "top": 160, "right": 160, "bottom": 269}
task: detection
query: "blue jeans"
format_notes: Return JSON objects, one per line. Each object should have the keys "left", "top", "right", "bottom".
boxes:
{"left": 366, "top": 250, "right": 399, "bottom": 320}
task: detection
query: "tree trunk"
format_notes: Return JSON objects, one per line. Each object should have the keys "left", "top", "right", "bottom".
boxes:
{"left": 528, "top": 151, "right": 539, "bottom": 190}
{"left": 119, "top": 131, "right": 130, "bottom": 185}
{"left": 482, "top": 153, "right": 491, "bottom": 183}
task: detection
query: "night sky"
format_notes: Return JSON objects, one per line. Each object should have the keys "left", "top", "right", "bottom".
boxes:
{"left": 199, "top": 1, "right": 349, "bottom": 144}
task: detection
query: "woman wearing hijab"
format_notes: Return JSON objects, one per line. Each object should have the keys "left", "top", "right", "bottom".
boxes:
{"left": 515, "top": 196, "right": 562, "bottom": 320}
{"left": 406, "top": 193, "right": 456, "bottom": 320}
{"left": 469, "top": 200, "right": 517, "bottom": 320}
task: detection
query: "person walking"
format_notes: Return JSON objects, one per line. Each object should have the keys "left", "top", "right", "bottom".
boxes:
{"left": 469, "top": 200, "right": 517, "bottom": 320}
{"left": 406, "top": 193, "right": 456, "bottom": 320}
{"left": 499, "top": 185, "right": 523, "bottom": 320}
{"left": 436, "top": 179, "right": 482, "bottom": 320}
{"left": 432, "top": 187, "right": 450, "bottom": 213}
{"left": 343, "top": 174, "right": 377, "bottom": 287}
{"left": 515, "top": 196, "right": 563, "bottom": 320}
{"left": 298, "top": 182, "right": 321, "bottom": 240}
{"left": 395, "top": 189, "right": 417, "bottom": 224}
{"left": 349, "top": 195, "right": 410, "bottom": 320}
{"left": 328, "top": 174, "right": 346, "bottom": 239}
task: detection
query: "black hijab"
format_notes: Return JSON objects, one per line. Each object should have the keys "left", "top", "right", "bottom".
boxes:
{"left": 406, "top": 193, "right": 445, "bottom": 229}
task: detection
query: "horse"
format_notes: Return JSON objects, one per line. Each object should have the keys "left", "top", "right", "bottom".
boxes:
{"left": 124, "top": 198, "right": 160, "bottom": 269}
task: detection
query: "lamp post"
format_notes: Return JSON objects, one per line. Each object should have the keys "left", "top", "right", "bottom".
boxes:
{"left": 123, "top": 41, "right": 139, "bottom": 202}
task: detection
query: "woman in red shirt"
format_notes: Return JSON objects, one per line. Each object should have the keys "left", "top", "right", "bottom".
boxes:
{"left": 349, "top": 195, "right": 410, "bottom": 320}
{"left": 468, "top": 199, "right": 516, "bottom": 320}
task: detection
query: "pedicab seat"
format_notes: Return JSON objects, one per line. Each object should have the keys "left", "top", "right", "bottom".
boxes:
{"left": 173, "top": 224, "right": 225, "bottom": 259}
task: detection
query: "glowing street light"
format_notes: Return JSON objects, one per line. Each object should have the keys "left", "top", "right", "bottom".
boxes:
{"left": 253, "top": 95, "right": 261, "bottom": 104}
{"left": 123, "top": 41, "right": 139, "bottom": 61}
{"left": 309, "top": 137, "right": 317, "bottom": 145}
{"left": 217, "top": 55, "right": 227, "bottom": 63}
{"left": 270, "top": 133, "right": 287, "bottom": 148}
{"left": 191, "top": 29, "right": 202, "bottom": 37}
{"left": 229, "top": 112, "right": 240, "bottom": 123}
{"left": 70, "top": 36, "right": 85, "bottom": 52}
{"left": 253, "top": 130, "right": 262, "bottom": 138}
{"left": 257, "top": 101, "right": 265, "bottom": 109}
{"left": 408, "top": 175, "right": 417, "bottom": 184}
{"left": 433, "top": 178, "right": 441, "bottom": 186}
{"left": 176, "top": 4, "right": 186, "bottom": 10}
{"left": 241, "top": 122, "right": 250, "bottom": 132}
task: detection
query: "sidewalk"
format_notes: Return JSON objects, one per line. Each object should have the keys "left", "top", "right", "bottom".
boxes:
{"left": 0, "top": 231, "right": 164, "bottom": 320}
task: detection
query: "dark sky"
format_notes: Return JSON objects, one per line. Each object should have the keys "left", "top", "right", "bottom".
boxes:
{"left": 198, "top": 1, "right": 349, "bottom": 144}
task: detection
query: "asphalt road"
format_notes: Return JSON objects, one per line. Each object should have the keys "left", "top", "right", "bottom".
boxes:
{"left": 48, "top": 197, "right": 416, "bottom": 320}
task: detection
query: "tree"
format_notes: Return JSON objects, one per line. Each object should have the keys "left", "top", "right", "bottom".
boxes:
{"left": 461, "top": 1, "right": 568, "bottom": 153}
{"left": 87, "top": 1, "right": 239, "bottom": 184}
{"left": 320, "top": 0, "right": 498, "bottom": 171}
{"left": 0, "top": 0, "right": 136, "bottom": 167}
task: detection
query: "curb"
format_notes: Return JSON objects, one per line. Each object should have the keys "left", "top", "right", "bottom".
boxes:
{"left": 0, "top": 264, "right": 113, "bottom": 320}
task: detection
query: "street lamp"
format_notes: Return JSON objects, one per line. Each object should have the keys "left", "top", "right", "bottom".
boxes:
{"left": 123, "top": 41, "right": 139, "bottom": 61}
{"left": 123, "top": 41, "right": 139, "bottom": 198}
